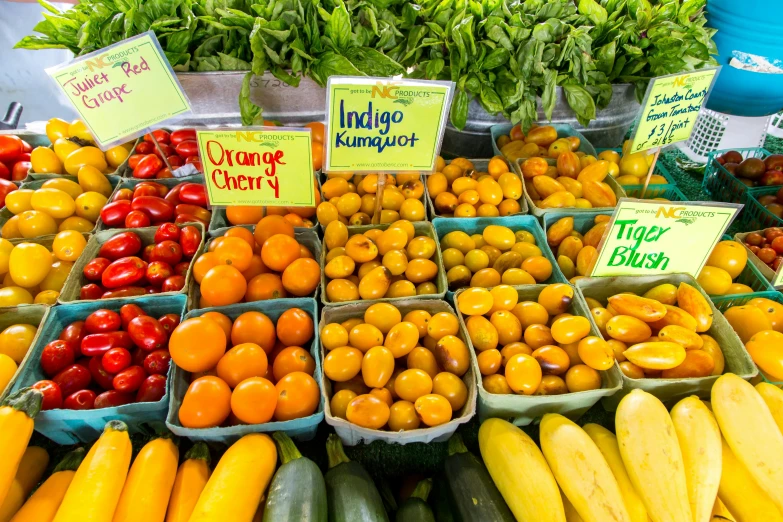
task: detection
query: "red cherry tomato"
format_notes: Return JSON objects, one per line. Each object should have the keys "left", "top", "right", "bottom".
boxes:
{"left": 142, "top": 244, "right": 155, "bottom": 262}
{"left": 0, "top": 162, "right": 10, "bottom": 180}
{"left": 112, "top": 188, "right": 134, "bottom": 202}
{"left": 175, "top": 205, "right": 211, "bottom": 223}
{"left": 133, "top": 185, "right": 160, "bottom": 198}
{"left": 131, "top": 196, "right": 174, "bottom": 223}
{"left": 128, "top": 154, "right": 146, "bottom": 170}
{"left": 59, "top": 321, "right": 86, "bottom": 347}
{"left": 32, "top": 380, "right": 63, "bottom": 410}
{"left": 152, "top": 143, "right": 175, "bottom": 159}
{"left": 154, "top": 223, "right": 180, "bottom": 243}
{"left": 81, "top": 331, "right": 133, "bottom": 357}
{"left": 164, "top": 184, "right": 183, "bottom": 205}
{"left": 162, "top": 275, "right": 186, "bottom": 292}
{"left": 102, "top": 257, "right": 148, "bottom": 289}
{"left": 178, "top": 183, "right": 207, "bottom": 207}
{"left": 102, "top": 347, "right": 131, "bottom": 373}
{"left": 80, "top": 284, "right": 105, "bottom": 301}
{"left": 94, "top": 390, "right": 135, "bottom": 409}
{"left": 131, "top": 347, "right": 147, "bottom": 366}
{"left": 173, "top": 261, "right": 190, "bottom": 277}
{"left": 64, "top": 389, "right": 96, "bottom": 410}
{"left": 100, "top": 200, "right": 132, "bottom": 227}
{"left": 83, "top": 258, "right": 111, "bottom": 281}
{"left": 175, "top": 213, "right": 209, "bottom": 227}
{"left": 11, "top": 161, "right": 31, "bottom": 181}
{"left": 144, "top": 130, "right": 171, "bottom": 144}
{"left": 120, "top": 303, "right": 147, "bottom": 330}
{"left": 150, "top": 241, "right": 182, "bottom": 266}
{"left": 0, "top": 135, "right": 23, "bottom": 163}
{"left": 99, "top": 231, "right": 143, "bottom": 260}
{"left": 179, "top": 225, "right": 202, "bottom": 258}
{"left": 155, "top": 168, "right": 173, "bottom": 179}
{"left": 135, "top": 142, "right": 154, "bottom": 154}
{"left": 88, "top": 355, "right": 116, "bottom": 390}
{"left": 0, "top": 178, "right": 17, "bottom": 207}
{"left": 175, "top": 140, "right": 199, "bottom": 158}
{"left": 125, "top": 210, "right": 151, "bottom": 228}
{"left": 158, "top": 314, "right": 181, "bottom": 335}
{"left": 135, "top": 181, "right": 168, "bottom": 197}
{"left": 146, "top": 261, "right": 173, "bottom": 287}
{"left": 136, "top": 374, "right": 167, "bottom": 402}
{"left": 53, "top": 364, "right": 92, "bottom": 397}
{"left": 170, "top": 129, "right": 197, "bottom": 146}
{"left": 133, "top": 154, "right": 163, "bottom": 179}
{"left": 167, "top": 155, "right": 184, "bottom": 167}
{"left": 40, "top": 340, "right": 75, "bottom": 377}
{"left": 128, "top": 316, "right": 168, "bottom": 352}
{"left": 84, "top": 309, "right": 122, "bottom": 333}
{"left": 20, "top": 140, "right": 32, "bottom": 154}
{"left": 143, "top": 349, "right": 171, "bottom": 375}
{"left": 101, "top": 287, "right": 147, "bottom": 299}
{"left": 113, "top": 365, "right": 146, "bottom": 392}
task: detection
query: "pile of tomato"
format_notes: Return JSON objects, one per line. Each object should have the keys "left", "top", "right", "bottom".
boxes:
{"left": 100, "top": 181, "right": 209, "bottom": 229}
{"left": 79, "top": 224, "right": 201, "bottom": 300}
{"left": 128, "top": 129, "right": 202, "bottom": 179}
{"left": 31, "top": 304, "right": 177, "bottom": 410}
{"left": 0, "top": 134, "right": 34, "bottom": 182}
{"left": 169, "top": 307, "right": 319, "bottom": 427}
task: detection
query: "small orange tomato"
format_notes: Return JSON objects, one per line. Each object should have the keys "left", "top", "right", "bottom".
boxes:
{"left": 179, "top": 376, "right": 232, "bottom": 428}
{"left": 272, "top": 346, "right": 315, "bottom": 381}
{"left": 577, "top": 336, "right": 615, "bottom": 371}
{"left": 403, "top": 310, "right": 432, "bottom": 338}
{"left": 483, "top": 374, "right": 512, "bottom": 394}
{"left": 434, "top": 335, "right": 470, "bottom": 376}
{"left": 346, "top": 394, "right": 390, "bottom": 429}
{"left": 330, "top": 389, "right": 357, "bottom": 419}
{"left": 406, "top": 347, "right": 439, "bottom": 378}
{"left": 394, "top": 368, "right": 433, "bottom": 403}
{"left": 427, "top": 312, "right": 460, "bottom": 341}
{"left": 532, "top": 345, "right": 570, "bottom": 375}
{"left": 457, "top": 287, "right": 494, "bottom": 316}
{"left": 370, "top": 387, "right": 393, "bottom": 407}
{"left": 361, "top": 346, "right": 395, "bottom": 388}
{"left": 323, "top": 347, "right": 363, "bottom": 382}
{"left": 564, "top": 364, "right": 602, "bottom": 392}
{"left": 216, "top": 343, "right": 268, "bottom": 388}
{"left": 321, "top": 323, "right": 349, "bottom": 350}
{"left": 504, "top": 354, "right": 542, "bottom": 395}
{"left": 384, "top": 321, "right": 419, "bottom": 358}
{"left": 349, "top": 323, "right": 384, "bottom": 352}
{"left": 363, "top": 303, "right": 402, "bottom": 334}
{"left": 550, "top": 315, "right": 592, "bottom": 345}
{"left": 414, "top": 394, "right": 453, "bottom": 427}
{"left": 500, "top": 342, "right": 533, "bottom": 365}
{"left": 388, "top": 400, "right": 420, "bottom": 431}
{"left": 230, "top": 377, "right": 276, "bottom": 424}
{"left": 477, "top": 348, "right": 502, "bottom": 376}
{"left": 432, "top": 372, "right": 468, "bottom": 411}
{"left": 274, "top": 371, "right": 320, "bottom": 421}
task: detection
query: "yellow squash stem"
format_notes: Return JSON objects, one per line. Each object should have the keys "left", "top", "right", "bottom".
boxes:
{"left": 718, "top": 436, "right": 783, "bottom": 522}
{"left": 582, "top": 424, "right": 647, "bottom": 522}
{"left": 52, "top": 420, "right": 132, "bottom": 522}
{"left": 165, "top": 442, "right": 211, "bottom": 522}
{"left": 712, "top": 374, "right": 783, "bottom": 511}
{"left": 670, "top": 397, "right": 722, "bottom": 522}
{"left": 112, "top": 435, "right": 179, "bottom": 522}
{"left": 10, "top": 448, "right": 85, "bottom": 522}
{"left": 0, "top": 388, "right": 43, "bottom": 507}
{"left": 188, "top": 434, "right": 277, "bottom": 522}
{"left": 0, "top": 446, "right": 49, "bottom": 522}
{"left": 478, "top": 418, "right": 565, "bottom": 522}
{"left": 539, "top": 414, "right": 630, "bottom": 522}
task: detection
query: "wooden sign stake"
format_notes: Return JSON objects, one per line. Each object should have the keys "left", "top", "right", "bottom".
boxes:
{"left": 639, "top": 147, "right": 661, "bottom": 199}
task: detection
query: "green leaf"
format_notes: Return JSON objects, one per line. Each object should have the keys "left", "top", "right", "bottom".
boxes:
{"left": 482, "top": 47, "right": 509, "bottom": 70}
{"left": 239, "top": 71, "right": 262, "bottom": 126}
{"left": 479, "top": 84, "right": 503, "bottom": 114}
{"left": 217, "top": 52, "right": 250, "bottom": 70}
{"left": 426, "top": 58, "right": 445, "bottom": 78}
{"left": 596, "top": 41, "right": 616, "bottom": 75}
{"left": 450, "top": 89, "right": 470, "bottom": 130}
{"left": 578, "top": 0, "right": 607, "bottom": 24}
{"left": 540, "top": 68, "right": 557, "bottom": 120}
{"left": 326, "top": 2, "right": 352, "bottom": 51}
{"left": 563, "top": 83, "right": 596, "bottom": 127}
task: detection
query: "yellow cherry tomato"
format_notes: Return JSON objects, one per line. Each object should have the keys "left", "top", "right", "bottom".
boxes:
{"left": 17, "top": 210, "right": 57, "bottom": 238}
{"left": 53, "top": 138, "right": 81, "bottom": 162}
{"left": 0, "top": 324, "right": 37, "bottom": 363}
{"left": 105, "top": 145, "right": 130, "bottom": 168}
{"left": 74, "top": 191, "right": 107, "bottom": 222}
{"left": 9, "top": 243, "right": 52, "bottom": 287}
{"left": 64, "top": 147, "right": 107, "bottom": 175}
{"left": 68, "top": 119, "right": 94, "bottom": 142}
{"left": 0, "top": 287, "right": 33, "bottom": 307}
{"left": 30, "top": 188, "right": 76, "bottom": 219}
{"left": 1, "top": 216, "right": 21, "bottom": 239}
{"left": 77, "top": 165, "right": 113, "bottom": 197}
{"left": 58, "top": 216, "right": 95, "bottom": 233}
{"left": 0, "top": 239, "right": 13, "bottom": 274}
{"left": 34, "top": 290, "right": 60, "bottom": 305}
{"left": 39, "top": 260, "right": 73, "bottom": 292}
{"left": 42, "top": 178, "right": 83, "bottom": 199}
{"left": 53, "top": 230, "right": 87, "bottom": 262}
{"left": 30, "top": 147, "right": 63, "bottom": 174}
{"left": 45, "top": 118, "right": 70, "bottom": 143}
{"left": 4, "top": 190, "right": 34, "bottom": 215}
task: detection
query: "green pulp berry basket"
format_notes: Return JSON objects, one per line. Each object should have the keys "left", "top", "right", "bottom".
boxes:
{"left": 741, "top": 185, "right": 783, "bottom": 232}
{"left": 702, "top": 147, "right": 771, "bottom": 204}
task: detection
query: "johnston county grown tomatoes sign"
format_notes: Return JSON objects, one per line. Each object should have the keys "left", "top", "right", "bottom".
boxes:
{"left": 196, "top": 128, "right": 315, "bottom": 207}
{"left": 591, "top": 199, "right": 742, "bottom": 278}
{"left": 47, "top": 31, "right": 190, "bottom": 149}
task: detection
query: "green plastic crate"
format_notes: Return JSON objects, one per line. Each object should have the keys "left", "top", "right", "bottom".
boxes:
{"left": 702, "top": 147, "right": 771, "bottom": 204}
{"left": 741, "top": 185, "right": 783, "bottom": 231}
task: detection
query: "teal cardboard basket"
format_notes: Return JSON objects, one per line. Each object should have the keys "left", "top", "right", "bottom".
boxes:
{"left": 622, "top": 184, "right": 688, "bottom": 201}
{"left": 9, "top": 294, "right": 187, "bottom": 444}
{"left": 706, "top": 235, "right": 776, "bottom": 308}
{"left": 166, "top": 298, "right": 323, "bottom": 442}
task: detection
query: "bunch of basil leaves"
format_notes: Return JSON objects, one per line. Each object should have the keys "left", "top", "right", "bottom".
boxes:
{"left": 16, "top": 0, "right": 717, "bottom": 130}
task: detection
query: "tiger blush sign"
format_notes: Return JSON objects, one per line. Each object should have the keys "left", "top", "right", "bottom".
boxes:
{"left": 197, "top": 128, "right": 315, "bottom": 207}
{"left": 591, "top": 199, "right": 742, "bottom": 278}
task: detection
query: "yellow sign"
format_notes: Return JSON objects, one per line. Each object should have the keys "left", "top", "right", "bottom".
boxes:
{"left": 591, "top": 199, "right": 741, "bottom": 278}
{"left": 47, "top": 31, "right": 190, "bottom": 149}
{"left": 629, "top": 68, "right": 719, "bottom": 154}
{"left": 325, "top": 77, "right": 454, "bottom": 173}
{"left": 197, "top": 128, "right": 315, "bottom": 207}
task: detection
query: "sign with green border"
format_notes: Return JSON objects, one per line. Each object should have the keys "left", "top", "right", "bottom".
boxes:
{"left": 591, "top": 199, "right": 742, "bottom": 278}
{"left": 47, "top": 31, "right": 190, "bottom": 149}
{"left": 196, "top": 128, "right": 315, "bottom": 207}
{"left": 629, "top": 67, "right": 720, "bottom": 154}
{"left": 324, "top": 77, "right": 454, "bottom": 173}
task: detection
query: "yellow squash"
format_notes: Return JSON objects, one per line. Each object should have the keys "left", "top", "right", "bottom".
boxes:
{"left": 165, "top": 442, "right": 211, "bottom": 522}
{"left": 711, "top": 498, "right": 735, "bottom": 521}
{"left": 718, "top": 437, "right": 783, "bottom": 522}
{"left": 540, "top": 414, "right": 630, "bottom": 522}
{"left": 112, "top": 436, "right": 179, "bottom": 522}
{"left": 0, "top": 446, "right": 49, "bottom": 522}
{"left": 53, "top": 420, "right": 132, "bottom": 522}
{"left": 670, "top": 396, "right": 722, "bottom": 522}
{"left": 711, "top": 373, "right": 783, "bottom": 512}
{"left": 615, "top": 389, "right": 692, "bottom": 522}
{"left": 10, "top": 448, "right": 84, "bottom": 522}
{"left": 0, "top": 388, "right": 43, "bottom": 507}
{"left": 560, "top": 489, "right": 584, "bottom": 522}
{"left": 583, "top": 424, "right": 647, "bottom": 522}
{"left": 188, "top": 434, "right": 277, "bottom": 522}
{"left": 478, "top": 418, "right": 565, "bottom": 522}
{"left": 756, "top": 382, "right": 783, "bottom": 434}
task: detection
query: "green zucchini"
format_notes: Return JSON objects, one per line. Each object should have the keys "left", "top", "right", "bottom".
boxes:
{"left": 428, "top": 473, "right": 456, "bottom": 522}
{"left": 442, "top": 435, "right": 515, "bottom": 522}
{"left": 325, "top": 434, "right": 389, "bottom": 522}
{"left": 395, "top": 478, "right": 435, "bottom": 522}
{"left": 263, "top": 432, "right": 327, "bottom": 522}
